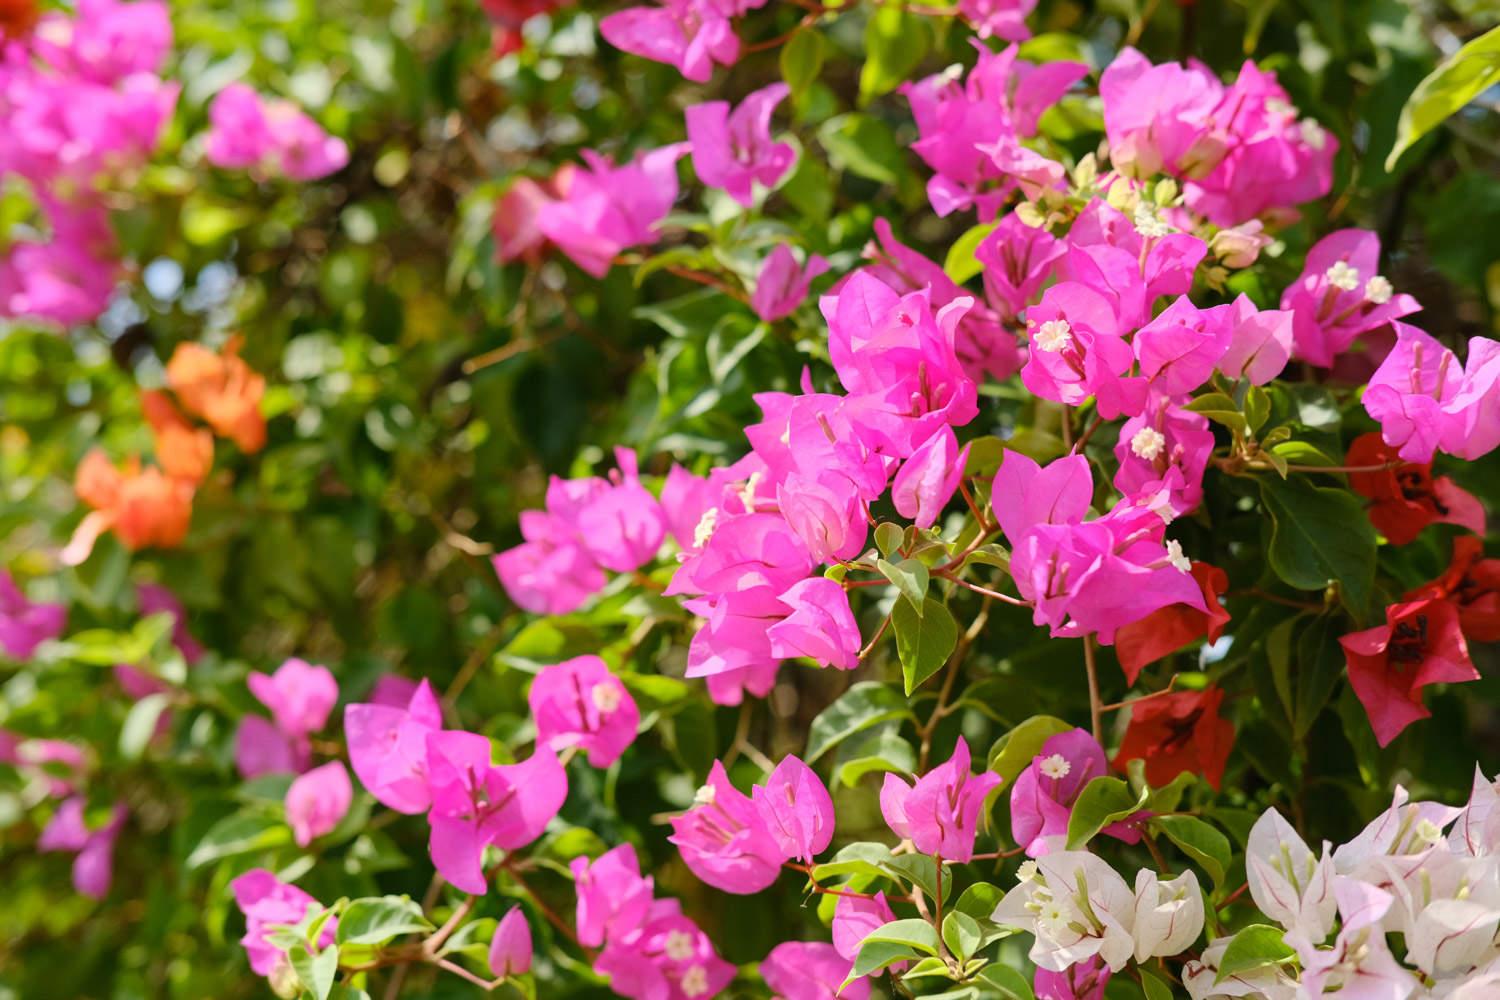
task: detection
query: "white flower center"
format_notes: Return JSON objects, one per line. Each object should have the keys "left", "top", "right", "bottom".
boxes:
{"left": 1364, "top": 275, "right": 1393, "bottom": 305}
{"left": 1325, "top": 260, "right": 1360, "bottom": 292}
{"left": 1265, "top": 97, "right": 1293, "bottom": 117}
{"left": 1299, "top": 118, "right": 1327, "bottom": 150}
{"left": 692, "top": 508, "right": 719, "bottom": 549}
{"left": 693, "top": 783, "right": 716, "bottom": 807}
{"left": 1016, "top": 860, "right": 1039, "bottom": 884}
{"left": 679, "top": 965, "right": 709, "bottom": 996}
{"left": 1035, "top": 319, "right": 1073, "bottom": 353}
{"left": 1039, "top": 753, "right": 1072, "bottom": 780}
{"left": 1130, "top": 427, "right": 1167, "bottom": 461}
{"left": 664, "top": 930, "right": 696, "bottom": 961}
{"left": 737, "top": 472, "right": 762, "bottom": 509}
{"left": 590, "top": 682, "right": 622, "bottom": 713}
{"left": 1165, "top": 539, "right": 1191, "bottom": 573}
{"left": 1132, "top": 203, "right": 1172, "bottom": 239}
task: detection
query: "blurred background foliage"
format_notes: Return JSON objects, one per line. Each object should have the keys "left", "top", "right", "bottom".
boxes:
{"left": 1, "top": 0, "right": 1498, "bottom": 996}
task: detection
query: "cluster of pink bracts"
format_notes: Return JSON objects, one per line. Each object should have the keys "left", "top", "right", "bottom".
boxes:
{"left": 0, "top": 0, "right": 345, "bottom": 327}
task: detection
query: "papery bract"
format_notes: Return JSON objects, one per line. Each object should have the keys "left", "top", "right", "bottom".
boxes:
{"left": 880, "top": 737, "right": 1000, "bottom": 862}
{"left": 1339, "top": 598, "right": 1478, "bottom": 747}
{"left": 230, "top": 869, "right": 336, "bottom": 977}
{"left": 1346, "top": 433, "right": 1485, "bottom": 545}
{"left": 530, "top": 654, "right": 640, "bottom": 767}
{"left": 572, "top": 843, "right": 655, "bottom": 948}
{"left": 247, "top": 658, "right": 338, "bottom": 739}
{"left": 1112, "top": 562, "right": 1230, "bottom": 684}
{"left": 686, "top": 82, "right": 793, "bottom": 207}
{"left": 891, "top": 425, "right": 969, "bottom": 529}
{"left": 766, "top": 577, "right": 861, "bottom": 671}
{"left": 489, "top": 908, "right": 534, "bottom": 978}
{"left": 344, "top": 678, "right": 443, "bottom": 814}
{"left": 750, "top": 755, "right": 834, "bottom": 864}
{"left": 1245, "top": 807, "right": 1338, "bottom": 945}
{"left": 751, "top": 245, "right": 829, "bottom": 323}
{"left": 1113, "top": 687, "right": 1233, "bottom": 789}
{"left": 1011, "top": 728, "right": 1144, "bottom": 857}
{"left": 284, "top": 761, "right": 352, "bottom": 847}
{"left": 424, "top": 733, "right": 568, "bottom": 893}
{"left": 0, "top": 570, "right": 66, "bottom": 660}
{"left": 761, "top": 940, "right": 871, "bottom": 1000}
{"left": 670, "top": 760, "right": 785, "bottom": 894}
{"left": 537, "top": 144, "right": 688, "bottom": 277}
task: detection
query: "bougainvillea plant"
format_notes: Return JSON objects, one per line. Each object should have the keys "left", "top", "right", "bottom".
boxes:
{"left": 2, "top": 0, "right": 1499, "bottom": 997}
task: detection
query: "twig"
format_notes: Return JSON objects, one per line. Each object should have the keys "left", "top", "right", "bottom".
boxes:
{"left": 1083, "top": 636, "right": 1103, "bottom": 744}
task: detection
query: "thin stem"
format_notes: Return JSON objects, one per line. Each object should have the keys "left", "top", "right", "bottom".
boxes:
{"left": 957, "top": 479, "right": 990, "bottom": 531}
{"left": 423, "top": 896, "right": 476, "bottom": 956}
{"left": 1083, "top": 636, "right": 1103, "bottom": 744}
{"left": 933, "top": 853, "right": 946, "bottom": 956}
{"left": 505, "top": 863, "right": 591, "bottom": 957}
{"left": 1144, "top": 833, "right": 1172, "bottom": 876}
{"left": 1101, "top": 676, "right": 1181, "bottom": 713}
{"left": 936, "top": 571, "right": 1031, "bottom": 608}
{"left": 969, "top": 846, "right": 1028, "bottom": 861}
{"left": 434, "top": 958, "right": 497, "bottom": 991}
{"left": 1072, "top": 414, "right": 1106, "bottom": 454}
{"left": 443, "top": 620, "right": 509, "bottom": 717}
{"left": 858, "top": 613, "right": 893, "bottom": 661}
{"left": 1216, "top": 881, "right": 1250, "bottom": 912}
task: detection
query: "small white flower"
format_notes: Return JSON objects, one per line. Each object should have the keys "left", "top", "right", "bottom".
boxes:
{"left": 679, "top": 965, "right": 710, "bottom": 997}
{"left": 1364, "top": 275, "right": 1393, "bottom": 305}
{"left": 1016, "top": 860, "right": 1040, "bottom": 884}
{"left": 1165, "top": 539, "right": 1191, "bottom": 573}
{"left": 1266, "top": 97, "right": 1293, "bottom": 117}
{"left": 1299, "top": 118, "right": 1327, "bottom": 150}
{"left": 693, "top": 783, "right": 716, "bottom": 807}
{"left": 1325, "top": 260, "right": 1360, "bottom": 291}
{"left": 664, "top": 930, "right": 697, "bottom": 962}
{"left": 1132, "top": 203, "right": 1172, "bottom": 239}
{"left": 1130, "top": 427, "right": 1167, "bottom": 461}
{"left": 692, "top": 508, "right": 720, "bottom": 548}
{"left": 1035, "top": 319, "right": 1073, "bottom": 353}
{"left": 590, "top": 682, "right": 622, "bottom": 713}
{"left": 1039, "top": 753, "right": 1072, "bottom": 780}
{"left": 737, "top": 471, "right": 763, "bottom": 509}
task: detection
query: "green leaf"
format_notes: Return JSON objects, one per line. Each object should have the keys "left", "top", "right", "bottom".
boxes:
{"left": 1215, "top": 924, "right": 1295, "bottom": 983}
{"left": 806, "top": 682, "right": 913, "bottom": 763}
{"left": 944, "top": 223, "right": 999, "bottom": 284}
{"left": 866, "top": 918, "right": 942, "bottom": 956}
{"left": 836, "top": 726, "right": 916, "bottom": 787}
{"left": 879, "top": 558, "right": 930, "bottom": 611}
{"left": 892, "top": 597, "right": 958, "bottom": 694}
{"left": 289, "top": 943, "right": 339, "bottom": 1000}
{"left": 819, "top": 114, "right": 909, "bottom": 186}
{"left": 1140, "top": 967, "right": 1175, "bottom": 1000}
{"left": 335, "top": 896, "right": 432, "bottom": 946}
{"left": 1387, "top": 25, "right": 1500, "bottom": 170}
{"left": 810, "top": 841, "right": 892, "bottom": 882}
{"left": 1185, "top": 392, "right": 1248, "bottom": 436}
{"left": 1066, "top": 777, "right": 1148, "bottom": 849}
{"left": 1270, "top": 440, "right": 1336, "bottom": 469}
{"left": 876, "top": 522, "right": 904, "bottom": 559}
{"left": 1293, "top": 615, "right": 1348, "bottom": 739}
{"left": 942, "top": 911, "right": 984, "bottom": 960}
{"left": 187, "top": 812, "right": 292, "bottom": 869}
{"left": 1152, "top": 815, "right": 1231, "bottom": 890}
{"left": 119, "top": 692, "right": 171, "bottom": 760}
{"left": 859, "top": 6, "right": 931, "bottom": 104}
{"left": 881, "top": 854, "right": 952, "bottom": 905}
{"left": 1245, "top": 385, "right": 1271, "bottom": 434}
{"left": 955, "top": 882, "right": 1004, "bottom": 921}
{"left": 987, "top": 716, "right": 1074, "bottom": 785}
{"left": 973, "top": 963, "right": 1035, "bottom": 1000}
{"left": 844, "top": 918, "right": 943, "bottom": 989}
{"left": 1259, "top": 477, "right": 1376, "bottom": 618}
{"left": 781, "top": 29, "right": 826, "bottom": 98}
